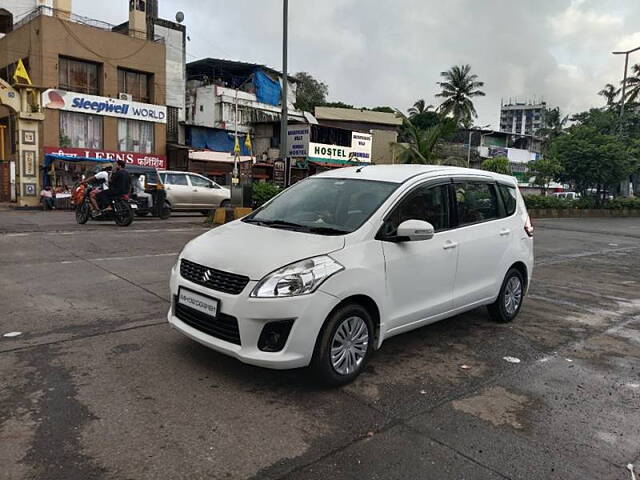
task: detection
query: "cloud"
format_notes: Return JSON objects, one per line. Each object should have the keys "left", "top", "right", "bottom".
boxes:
{"left": 71, "top": 0, "right": 640, "bottom": 126}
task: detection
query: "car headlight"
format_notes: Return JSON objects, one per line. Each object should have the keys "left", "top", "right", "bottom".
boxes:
{"left": 251, "top": 255, "right": 344, "bottom": 298}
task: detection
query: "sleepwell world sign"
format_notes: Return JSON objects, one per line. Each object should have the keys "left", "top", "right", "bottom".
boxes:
{"left": 287, "top": 126, "right": 372, "bottom": 165}
{"left": 42, "top": 89, "right": 166, "bottom": 124}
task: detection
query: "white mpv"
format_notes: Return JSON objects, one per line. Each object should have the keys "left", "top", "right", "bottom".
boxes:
{"left": 168, "top": 165, "right": 534, "bottom": 385}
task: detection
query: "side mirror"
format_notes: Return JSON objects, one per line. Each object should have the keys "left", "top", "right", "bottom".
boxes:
{"left": 396, "top": 220, "right": 435, "bottom": 241}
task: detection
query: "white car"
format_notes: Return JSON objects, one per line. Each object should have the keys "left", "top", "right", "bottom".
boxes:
{"left": 159, "top": 171, "right": 230, "bottom": 213}
{"left": 168, "top": 165, "right": 534, "bottom": 385}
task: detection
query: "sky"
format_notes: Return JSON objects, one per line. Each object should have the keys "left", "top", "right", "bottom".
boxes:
{"left": 71, "top": 0, "right": 640, "bottom": 127}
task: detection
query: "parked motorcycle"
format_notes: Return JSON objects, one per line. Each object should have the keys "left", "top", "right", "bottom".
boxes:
{"left": 73, "top": 184, "right": 135, "bottom": 227}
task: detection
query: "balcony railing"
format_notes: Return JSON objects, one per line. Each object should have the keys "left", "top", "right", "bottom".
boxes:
{"left": 13, "top": 6, "right": 164, "bottom": 42}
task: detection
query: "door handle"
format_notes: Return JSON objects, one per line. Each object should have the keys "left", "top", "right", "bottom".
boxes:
{"left": 443, "top": 240, "right": 458, "bottom": 250}
{"left": 192, "top": 189, "right": 198, "bottom": 192}
{"left": 500, "top": 229, "right": 511, "bottom": 236}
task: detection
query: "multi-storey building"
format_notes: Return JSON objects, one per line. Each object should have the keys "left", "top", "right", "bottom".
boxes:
{"left": 499, "top": 100, "right": 547, "bottom": 136}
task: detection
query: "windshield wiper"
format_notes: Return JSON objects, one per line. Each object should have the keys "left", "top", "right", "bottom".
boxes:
{"left": 307, "top": 226, "right": 350, "bottom": 235}
{"left": 245, "top": 218, "right": 307, "bottom": 230}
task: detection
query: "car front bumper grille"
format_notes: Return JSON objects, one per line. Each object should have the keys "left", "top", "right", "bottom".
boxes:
{"left": 174, "top": 296, "right": 241, "bottom": 345}
{"left": 180, "top": 259, "right": 250, "bottom": 295}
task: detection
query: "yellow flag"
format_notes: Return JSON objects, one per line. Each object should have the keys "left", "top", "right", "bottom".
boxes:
{"left": 234, "top": 135, "right": 240, "bottom": 154}
{"left": 244, "top": 133, "right": 252, "bottom": 152}
{"left": 13, "top": 59, "right": 32, "bottom": 85}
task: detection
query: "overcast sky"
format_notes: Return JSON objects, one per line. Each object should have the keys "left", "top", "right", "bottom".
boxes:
{"left": 73, "top": 0, "right": 640, "bottom": 127}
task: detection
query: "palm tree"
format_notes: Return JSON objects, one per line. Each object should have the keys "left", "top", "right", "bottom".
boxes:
{"left": 598, "top": 83, "right": 620, "bottom": 107}
{"left": 623, "top": 63, "right": 640, "bottom": 104}
{"left": 408, "top": 99, "right": 433, "bottom": 118}
{"left": 536, "top": 107, "right": 569, "bottom": 152}
{"left": 436, "top": 64, "right": 485, "bottom": 127}
{"left": 392, "top": 113, "right": 456, "bottom": 165}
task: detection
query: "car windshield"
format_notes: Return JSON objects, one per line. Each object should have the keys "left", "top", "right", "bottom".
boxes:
{"left": 245, "top": 178, "right": 398, "bottom": 235}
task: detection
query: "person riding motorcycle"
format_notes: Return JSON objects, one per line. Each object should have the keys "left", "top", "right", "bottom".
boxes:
{"left": 81, "top": 165, "right": 112, "bottom": 214}
{"left": 96, "top": 159, "right": 131, "bottom": 210}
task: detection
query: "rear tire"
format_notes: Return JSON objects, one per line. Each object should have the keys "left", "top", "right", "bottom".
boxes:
{"left": 488, "top": 268, "right": 525, "bottom": 323}
{"left": 311, "top": 303, "right": 373, "bottom": 386}
{"left": 75, "top": 201, "right": 90, "bottom": 224}
{"left": 221, "top": 200, "right": 230, "bottom": 208}
{"left": 159, "top": 204, "right": 171, "bottom": 220}
{"left": 114, "top": 200, "right": 134, "bottom": 227}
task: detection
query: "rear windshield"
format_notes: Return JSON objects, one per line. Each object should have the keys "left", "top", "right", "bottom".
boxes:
{"left": 246, "top": 178, "right": 398, "bottom": 234}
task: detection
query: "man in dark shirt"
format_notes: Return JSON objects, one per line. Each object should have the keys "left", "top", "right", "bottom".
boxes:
{"left": 97, "top": 160, "right": 131, "bottom": 209}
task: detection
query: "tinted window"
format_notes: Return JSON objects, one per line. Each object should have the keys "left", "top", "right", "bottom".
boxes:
{"left": 189, "top": 175, "right": 211, "bottom": 188}
{"left": 248, "top": 178, "right": 397, "bottom": 234}
{"left": 498, "top": 184, "right": 517, "bottom": 216}
{"left": 165, "top": 174, "right": 188, "bottom": 186}
{"left": 455, "top": 182, "right": 499, "bottom": 225}
{"left": 381, "top": 184, "right": 450, "bottom": 237}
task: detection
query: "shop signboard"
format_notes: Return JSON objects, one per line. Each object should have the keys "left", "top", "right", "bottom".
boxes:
{"left": 287, "top": 126, "right": 310, "bottom": 157}
{"left": 273, "top": 159, "right": 286, "bottom": 188}
{"left": 44, "top": 147, "right": 167, "bottom": 169}
{"left": 350, "top": 132, "right": 372, "bottom": 163}
{"left": 42, "top": 89, "right": 167, "bottom": 124}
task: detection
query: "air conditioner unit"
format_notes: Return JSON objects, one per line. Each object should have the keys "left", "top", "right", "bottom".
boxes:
{"left": 118, "top": 93, "right": 133, "bottom": 101}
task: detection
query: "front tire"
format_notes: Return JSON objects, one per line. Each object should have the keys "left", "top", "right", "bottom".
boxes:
{"left": 220, "top": 200, "right": 230, "bottom": 208}
{"left": 311, "top": 303, "right": 373, "bottom": 386}
{"left": 488, "top": 268, "right": 525, "bottom": 323}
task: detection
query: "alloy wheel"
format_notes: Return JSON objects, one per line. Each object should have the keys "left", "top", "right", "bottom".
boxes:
{"left": 330, "top": 316, "right": 369, "bottom": 375}
{"left": 504, "top": 276, "right": 522, "bottom": 315}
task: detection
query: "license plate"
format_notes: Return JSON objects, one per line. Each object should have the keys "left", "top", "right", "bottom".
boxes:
{"left": 178, "top": 288, "right": 219, "bottom": 317}
{"left": 131, "top": 204, "right": 138, "bottom": 209}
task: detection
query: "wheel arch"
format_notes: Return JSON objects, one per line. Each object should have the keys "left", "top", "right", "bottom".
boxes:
{"left": 508, "top": 261, "right": 529, "bottom": 293}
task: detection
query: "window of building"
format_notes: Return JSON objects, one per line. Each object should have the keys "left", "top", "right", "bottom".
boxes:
{"left": 455, "top": 182, "right": 499, "bottom": 225}
{"left": 59, "top": 111, "right": 103, "bottom": 149}
{"left": 118, "top": 68, "right": 151, "bottom": 103}
{"left": 59, "top": 57, "right": 100, "bottom": 95}
{"left": 118, "top": 119, "right": 154, "bottom": 153}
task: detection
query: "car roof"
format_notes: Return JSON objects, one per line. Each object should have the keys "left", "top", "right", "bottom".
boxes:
{"left": 313, "top": 164, "right": 517, "bottom": 185}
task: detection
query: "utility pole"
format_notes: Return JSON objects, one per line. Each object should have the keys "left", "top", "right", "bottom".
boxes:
{"left": 280, "top": 0, "right": 289, "bottom": 185}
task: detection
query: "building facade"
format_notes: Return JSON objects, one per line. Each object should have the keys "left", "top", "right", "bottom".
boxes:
{"left": 499, "top": 100, "right": 547, "bottom": 136}
{"left": 0, "top": 1, "right": 168, "bottom": 202}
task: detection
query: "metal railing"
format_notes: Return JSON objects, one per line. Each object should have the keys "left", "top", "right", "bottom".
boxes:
{"left": 14, "top": 6, "right": 164, "bottom": 43}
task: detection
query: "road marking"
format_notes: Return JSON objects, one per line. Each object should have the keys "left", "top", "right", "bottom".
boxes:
{"left": 1, "top": 227, "right": 207, "bottom": 237}
{"left": 59, "top": 252, "right": 178, "bottom": 264}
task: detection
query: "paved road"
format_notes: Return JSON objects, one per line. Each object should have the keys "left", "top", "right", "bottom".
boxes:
{"left": 1, "top": 211, "right": 639, "bottom": 480}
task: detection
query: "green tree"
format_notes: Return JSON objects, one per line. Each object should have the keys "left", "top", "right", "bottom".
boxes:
{"left": 480, "top": 156, "right": 511, "bottom": 175}
{"left": 435, "top": 64, "right": 485, "bottom": 127}
{"left": 548, "top": 125, "right": 634, "bottom": 204}
{"left": 408, "top": 99, "right": 433, "bottom": 118}
{"left": 537, "top": 106, "right": 569, "bottom": 150}
{"left": 370, "top": 106, "right": 395, "bottom": 113}
{"left": 597, "top": 83, "right": 620, "bottom": 108}
{"left": 293, "top": 72, "right": 328, "bottom": 113}
{"left": 528, "top": 156, "right": 562, "bottom": 195}
{"left": 393, "top": 113, "right": 457, "bottom": 165}
{"left": 623, "top": 63, "right": 640, "bottom": 104}
{"left": 320, "top": 101, "right": 354, "bottom": 109}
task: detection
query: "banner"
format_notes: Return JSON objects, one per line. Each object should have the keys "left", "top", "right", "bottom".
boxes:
{"left": 44, "top": 147, "right": 166, "bottom": 169}
{"left": 42, "top": 89, "right": 166, "bottom": 124}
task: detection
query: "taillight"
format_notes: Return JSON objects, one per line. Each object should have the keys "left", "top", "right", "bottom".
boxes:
{"left": 524, "top": 215, "right": 534, "bottom": 237}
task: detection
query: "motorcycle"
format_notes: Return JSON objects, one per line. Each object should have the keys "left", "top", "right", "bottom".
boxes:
{"left": 73, "top": 183, "right": 135, "bottom": 227}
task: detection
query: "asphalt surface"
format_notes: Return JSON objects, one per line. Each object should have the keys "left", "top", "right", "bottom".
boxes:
{"left": 1, "top": 210, "right": 639, "bottom": 480}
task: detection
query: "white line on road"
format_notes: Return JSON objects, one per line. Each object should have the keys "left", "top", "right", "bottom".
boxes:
{"left": 1, "top": 227, "right": 207, "bottom": 237}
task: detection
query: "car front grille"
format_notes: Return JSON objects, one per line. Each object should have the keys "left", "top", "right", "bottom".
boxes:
{"left": 174, "top": 296, "right": 241, "bottom": 345}
{"left": 180, "top": 259, "right": 250, "bottom": 295}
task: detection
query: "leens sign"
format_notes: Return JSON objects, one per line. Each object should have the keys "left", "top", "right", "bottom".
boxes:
{"left": 42, "top": 89, "right": 167, "bottom": 124}
{"left": 44, "top": 147, "right": 167, "bottom": 169}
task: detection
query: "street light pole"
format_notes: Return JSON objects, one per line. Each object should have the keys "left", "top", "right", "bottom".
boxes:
{"left": 612, "top": 46, "right": 640, "bottom": 124}
{"left": 280, "top": 0, "right": 289, "bottom": 185}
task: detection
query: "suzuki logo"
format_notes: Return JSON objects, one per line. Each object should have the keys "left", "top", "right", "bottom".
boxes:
{"left": 202, "top": 269, "right": 213, "bottom": 283}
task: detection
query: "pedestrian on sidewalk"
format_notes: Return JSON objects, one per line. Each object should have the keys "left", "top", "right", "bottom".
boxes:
{"left": 39, "top": 186, "right": 54, "bottom": 210}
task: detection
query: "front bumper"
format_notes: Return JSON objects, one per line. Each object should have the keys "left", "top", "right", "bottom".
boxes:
{"left": 167, "top": 265, "right": 338, "bottom": 369}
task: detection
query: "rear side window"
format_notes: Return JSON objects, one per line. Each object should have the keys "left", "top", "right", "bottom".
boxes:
{"left": 498, "top": 184, "right": 518, "bottom": 216}
{"left": 455, "top": 182, "right": 499, "bottom": 225}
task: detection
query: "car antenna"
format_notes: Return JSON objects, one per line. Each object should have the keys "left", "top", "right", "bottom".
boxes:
{"left": 356, "top": 164, "right": 369, "bottom": 173}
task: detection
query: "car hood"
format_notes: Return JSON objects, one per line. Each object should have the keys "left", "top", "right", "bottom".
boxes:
{"left": 181, "top": 220, "right": 346, "bottom": 280}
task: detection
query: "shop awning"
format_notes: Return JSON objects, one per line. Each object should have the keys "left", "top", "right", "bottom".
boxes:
{"left": 189, "top": 150, "right": 252, "bottom": 164}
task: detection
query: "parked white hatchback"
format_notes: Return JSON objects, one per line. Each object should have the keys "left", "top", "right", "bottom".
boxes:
{"left": 168, "top": 165, "right": 534, "bottom": 385}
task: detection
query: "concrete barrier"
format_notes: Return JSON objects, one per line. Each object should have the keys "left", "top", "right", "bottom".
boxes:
{"left": 529, "top": 208, "right": 640, "bottom": 218}
{"left": 209, "top": 207, "right": 253, "bottom": 225}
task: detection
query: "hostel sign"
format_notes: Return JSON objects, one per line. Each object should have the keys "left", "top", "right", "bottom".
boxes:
{"left": 42, "top": 89, "right": 167, "bottom": 124}
{"left": 287, "top": 125, "right": 372, "bottom": 165}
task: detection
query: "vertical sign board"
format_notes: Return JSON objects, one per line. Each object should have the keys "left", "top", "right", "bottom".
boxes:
{"left": 273, "top": 159, "right": 286, "bottom": 188}
{"left": 287, "top": 126, "right": 310, "bottom": 158}
{"left": 349, "top": 132, "right": 372, "bottom": 163}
